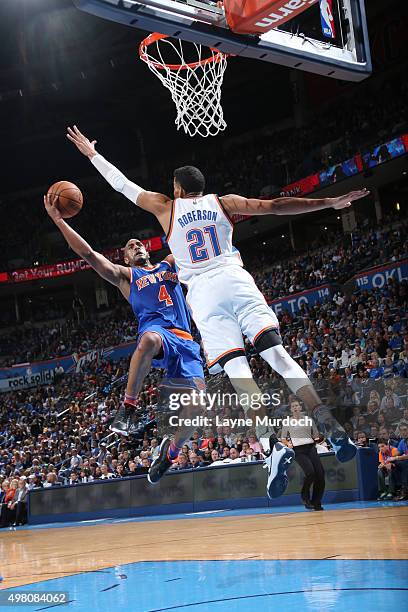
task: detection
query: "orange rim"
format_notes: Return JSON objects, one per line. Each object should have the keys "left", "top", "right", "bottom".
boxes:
{"left": 139, "top": 32, "right": 227, "bottom": 71}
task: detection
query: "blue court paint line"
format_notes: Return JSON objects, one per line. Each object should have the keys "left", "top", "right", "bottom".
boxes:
{"left": 11, "top": 499, "right": 408, "bottom": 532}
{"left": 1, "top": 560, "right": 407, "bottom": 612}
{"left": 100, "top": 584, "right": 119, "bottom": 592}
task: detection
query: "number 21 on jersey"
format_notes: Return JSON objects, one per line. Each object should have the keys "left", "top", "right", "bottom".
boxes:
{"left": 186, "top": 225, "right": 221, "bottom": 263}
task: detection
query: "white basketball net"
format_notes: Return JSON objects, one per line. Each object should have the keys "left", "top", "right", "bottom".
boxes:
{"left": 140, "top": 35, "right": 228, "bottom": 138}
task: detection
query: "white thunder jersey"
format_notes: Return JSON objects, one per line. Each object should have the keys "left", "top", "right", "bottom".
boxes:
{"left": 167, "top": 194, "right": 242, "bottom": 284}
{"left": 167, "top": 193, "right": 279, "bottom": 371}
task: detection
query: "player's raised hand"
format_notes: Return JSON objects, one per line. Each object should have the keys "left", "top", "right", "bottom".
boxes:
{"left": 330, "top": 188, "right": 370, "bottom": 210}
{"left": 44, "top": 194, "right": 62, "bottom": 222}
{"left": 66, "top": 125, "right": 97, "bottom": 159}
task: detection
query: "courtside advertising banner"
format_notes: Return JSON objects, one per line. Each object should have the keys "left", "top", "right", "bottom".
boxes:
{"left": 5, "top": 237, "right": 163, "bottom": 284}
{"left": 362, "top": 137, "right": 406, "bottom": 169}
{"left": 319, "top": 156, "right": 360, "bottom": 186}
{"left": 0, "top": 341, "right": 137, "bottom": 392}
{"left": 279, "top": 173, "right": 320, "bottom": 197}
{"left": 269, "top": 284, "right": 333, "bottom": 315}
{"left": 354, "top": 259, "right": 408, "bottom": 291}
{"left": 0, "top": 368, "right": 55, "bottom": 392}
{"left": 28, "top": 455, "right": 358, "bottom": 522}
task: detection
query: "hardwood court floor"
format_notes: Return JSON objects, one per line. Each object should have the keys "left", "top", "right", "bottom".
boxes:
{"left": 1, "top": 505, "right": 407, "bottom": 590}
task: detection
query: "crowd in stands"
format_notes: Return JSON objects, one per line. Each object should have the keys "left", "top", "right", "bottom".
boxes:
{"left": 1, "top": 331, "right": 407, "bottom": 527}
{"left": 157, "top": 71, "right": 408, "bottom": 199}
{"left": 0, "top": 304, "right": 136, "bottom": 366}
{"left": 1, "top": 265, "right": 408, "bottom": 526}
{"left": 1, "top": 68, "right": 407, "bottom": 270}
{"left": 1, "top": 214, "right": 406, "bottom": 365}
{"left": 253, "top": 217, "right": 407, "bottom": 301}
{"left": 1, "top": 205, "right": 408, "bottom": 527}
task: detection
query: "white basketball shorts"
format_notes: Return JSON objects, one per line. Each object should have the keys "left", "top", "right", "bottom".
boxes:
{"left": 186, "top": 265, "right": 279, "bottom": 371}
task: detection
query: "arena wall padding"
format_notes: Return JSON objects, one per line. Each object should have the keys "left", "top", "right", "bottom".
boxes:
{"left": 28, "top": 449, "right": 376, "bottom": 524}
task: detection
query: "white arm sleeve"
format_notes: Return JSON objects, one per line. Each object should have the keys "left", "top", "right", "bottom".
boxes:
{"left": 90, "top": 154, "right": 145, "bottom": 205}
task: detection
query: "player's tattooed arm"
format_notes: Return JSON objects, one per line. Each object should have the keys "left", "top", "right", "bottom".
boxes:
{"left": 221, "top": 189, "right": 370, "bottom": 216}
{"left": 44, "top": 194, "right": 130, "bottom": 297}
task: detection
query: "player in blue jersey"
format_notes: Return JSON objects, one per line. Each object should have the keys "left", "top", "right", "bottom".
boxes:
{"left": 44, "top": 193, "right": 205, "bottom": 483}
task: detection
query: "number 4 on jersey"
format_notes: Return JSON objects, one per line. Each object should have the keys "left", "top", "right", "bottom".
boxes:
{"left": 158, "top": 284, "right": 173, "bottom": 306}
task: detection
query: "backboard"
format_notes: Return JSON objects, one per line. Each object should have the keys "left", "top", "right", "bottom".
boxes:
{"left": 74, "top": 0, "right": 371, "bottom": 81}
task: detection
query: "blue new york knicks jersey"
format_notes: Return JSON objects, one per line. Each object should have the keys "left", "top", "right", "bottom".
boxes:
{"left": 129, "top": 261, "right": 191, "bottom": 335}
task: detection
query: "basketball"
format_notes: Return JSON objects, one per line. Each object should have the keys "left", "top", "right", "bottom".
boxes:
{"left": 47, "top": 181, "right": 83, "bottom": 218}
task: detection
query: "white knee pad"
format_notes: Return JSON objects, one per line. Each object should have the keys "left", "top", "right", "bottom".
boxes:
{"left": 223, "top": 356, "right": 253, "bottom": 379}
{"left": 260, "top": 345, "right": 310, "bottom": 393}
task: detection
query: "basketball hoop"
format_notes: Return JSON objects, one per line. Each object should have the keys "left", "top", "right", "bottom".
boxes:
{"left": 139, "top": 33, "right": 229, "bottom": 138}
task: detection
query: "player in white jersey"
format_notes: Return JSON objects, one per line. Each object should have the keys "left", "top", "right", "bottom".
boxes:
{"left": 67, "top": 125, "right": 369, "bottom": 497}
{"left": 166, "top": 192, "right": 282, "bottom": 374}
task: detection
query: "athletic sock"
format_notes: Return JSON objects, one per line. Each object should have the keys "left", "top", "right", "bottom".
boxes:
{"left": 166, "top": 442, "right": 180, "bottom": 460}
{"left": 312, "top": 404, "right": 345, "bottom": 437}
{"left": 124, "top": 394, "right": 137, "bottom": 408}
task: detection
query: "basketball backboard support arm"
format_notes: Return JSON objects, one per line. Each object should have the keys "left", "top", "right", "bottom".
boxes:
{"left": 73, "top": 0, "right": 372, "bottom": 81}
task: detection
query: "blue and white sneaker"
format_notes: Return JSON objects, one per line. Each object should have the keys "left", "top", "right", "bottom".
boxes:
{"left": 263, "top": 442, "right": 295, "bottom": 499}
{"left": 313, "top": 405, "right": 357, "bottom": 464}
{"left": 328, "top": 434, "right": 357, "bottom": 463}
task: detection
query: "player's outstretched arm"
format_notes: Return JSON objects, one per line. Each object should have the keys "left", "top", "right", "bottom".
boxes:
{"left": 221, "top": 189, "right": 370, "bottom": 216}
{"left": 66, "top": 125, "right": 171, "bottom": 222}
{"left": 44, "top": 194, "right": 130, "bottom": 291}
